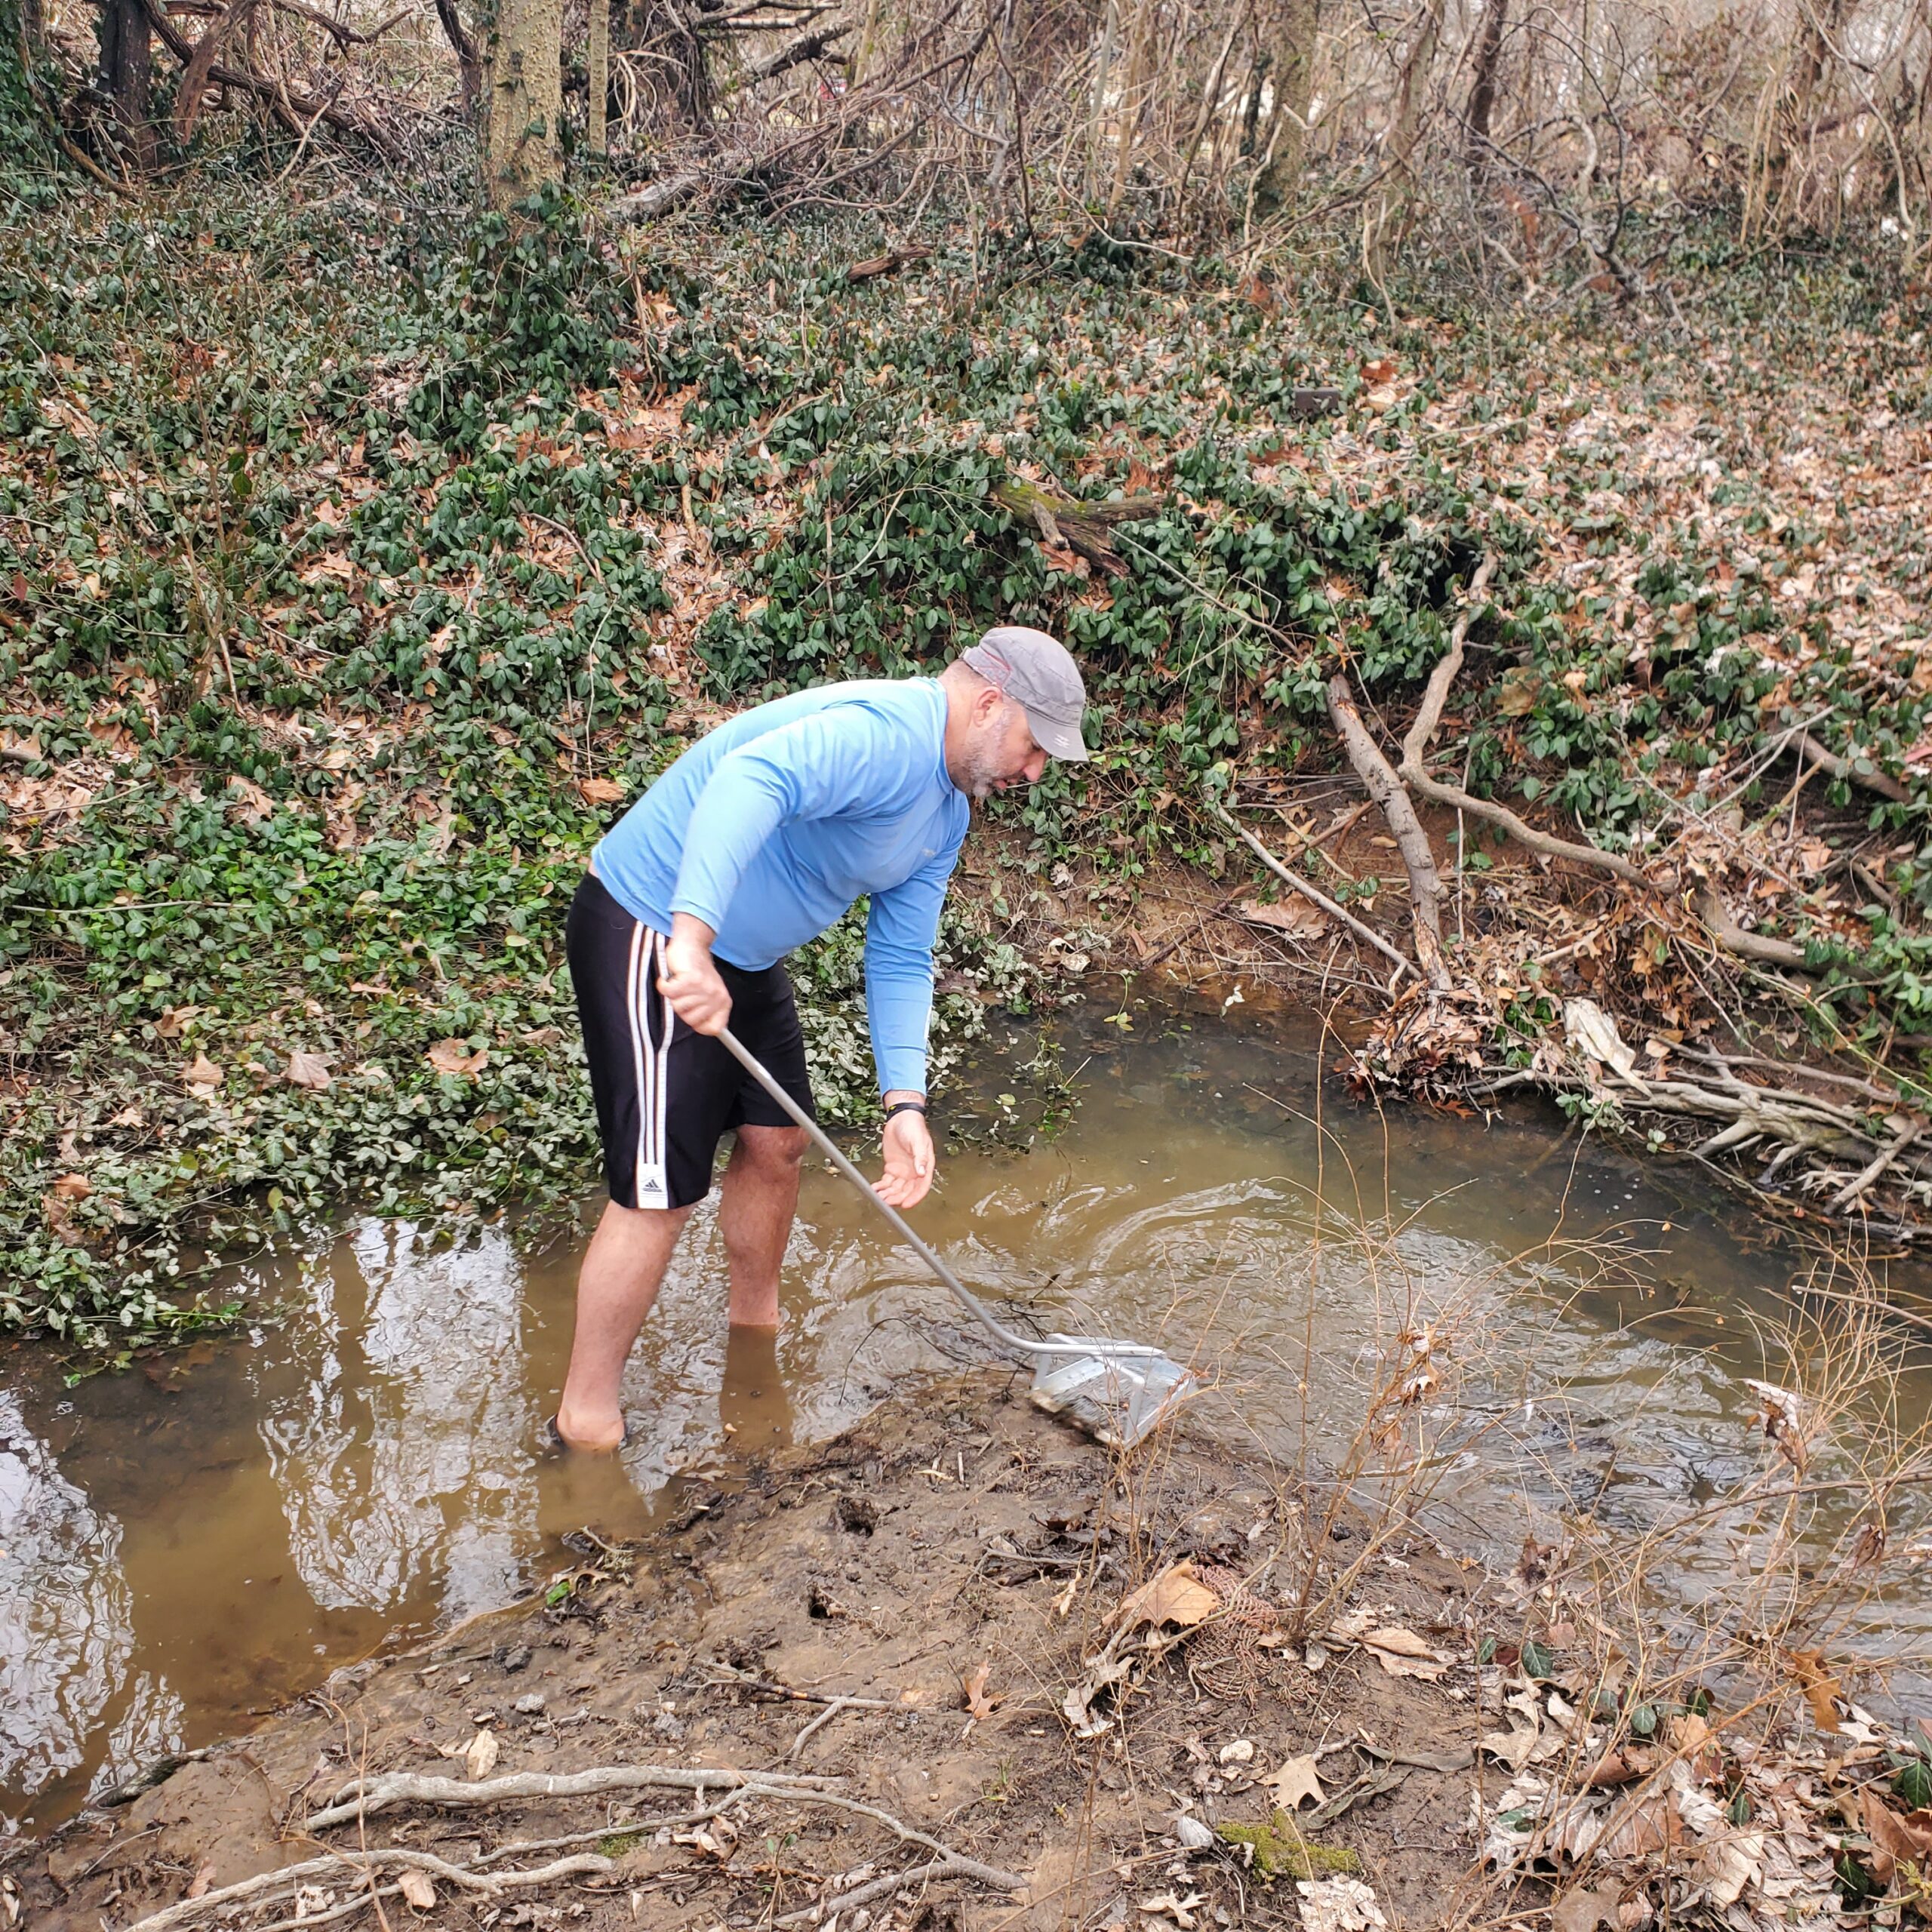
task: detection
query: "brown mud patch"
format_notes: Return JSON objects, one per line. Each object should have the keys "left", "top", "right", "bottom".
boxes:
{"left": 8, "top": 1372, "right": 1505, "bottom": 1931}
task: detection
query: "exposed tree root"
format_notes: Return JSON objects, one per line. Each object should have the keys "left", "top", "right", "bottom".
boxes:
{"left": 306, "top": 1761, "right": 835, "bottom": 1829}
{"left": 122, "top": 1847, "right": 614, "bottom": 1932}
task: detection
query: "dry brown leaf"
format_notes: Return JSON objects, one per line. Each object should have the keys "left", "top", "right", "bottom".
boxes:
{"left": 395, "top": 1869, "right": 437, "bottom": 1911}
{"left": 1497, "top": 667, "right": 1543, "bottom": 717}
{"left": 464, "top": 1728, "right": 498, "bottom": 1780}
{"left": 1861, "top": 1786, "right": 1932, "bottom": 1885}
{"left": 1583, "top": 1748, "right": 1647, "bottom": 1788}
{"left": 185, "top": 1054, "right": 223, "bottom": 1091}
{"left": 1265, "top": 1752, "right": 1324, "bottom": 1811}
{"left": 961, "top": 1660, "right": 998, "bottom": 1721}
{"left": 1361, "top": 1626, "right": 1447, "bottom": 1681}
{"left": 226, "top": 775, "right": 275, "bottom": 822}
{"left": 1479, "top": 1723, "right": 1543, "bottom": 1772}
{"left": 285, "top": 1051, "right": 334, "bottom": 1091}
{"left": 1138, "top": 1890, "right": 1204, "bottom": 1929}
{"left": 1595, "top": 1792, "right": 1679, "bottom": 1860}
{"left": 1787, "top": 1647, "right": 1841, "bottom": 1733}
{"left": 154, "top": 1006, "right": 192, "bottom": 1040}
{"left": 577, "top": 777, "right": 626, "bottom": 806}
{"left": 184, "top": 1863, "right": 217, "bottom": 1901}
{"left": 1238, "top": 897, "right": 1330, "bottom": 940}
{"left": 1359, "top": 357, "right": 1398, "bottom": 383}
{"left": 49, "top": 1172, "right": 91, "bottom": 1199}
{"left": 1550, "top": 1881, "right": 1623, "bottom": 1932}
{"left": 428, "top": 1038, "right": 488, "bottom": 1077}
{"left": 1115, "top": 1561, "right": 1220, "bottom": 1632}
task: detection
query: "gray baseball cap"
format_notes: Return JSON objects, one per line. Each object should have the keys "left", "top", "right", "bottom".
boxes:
{"left": 958, "top": 626, "right": 1092, "bottom": 762}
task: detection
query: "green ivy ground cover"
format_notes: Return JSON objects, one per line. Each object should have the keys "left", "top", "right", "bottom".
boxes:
{"left": 2, "top": 165, "right": 1928, "bottom": 1352}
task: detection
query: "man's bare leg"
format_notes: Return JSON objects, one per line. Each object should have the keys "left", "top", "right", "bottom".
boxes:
{"left": 555, "top": 1198, "right": 693, "bottom": 1450}
{"left": 718, "top": 1124, "right": 807, "bottom": 1327}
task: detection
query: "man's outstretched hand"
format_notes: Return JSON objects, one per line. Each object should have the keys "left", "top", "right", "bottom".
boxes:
{"left": 876, "top": 1105, "right": 935, "bottom": 1208}
{"left": 659, "top": 914, "right": 732, "bottom": 1035}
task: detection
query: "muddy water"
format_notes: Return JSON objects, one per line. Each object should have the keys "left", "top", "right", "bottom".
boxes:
{"left": 5, "top": 998, "right": 1930, "bottom": 1830}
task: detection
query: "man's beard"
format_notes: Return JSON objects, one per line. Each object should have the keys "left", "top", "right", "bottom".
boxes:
{"left": 958, "top": 741, "right": 1007, "bottom": 802}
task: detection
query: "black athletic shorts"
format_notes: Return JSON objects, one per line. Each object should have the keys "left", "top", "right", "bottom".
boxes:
{"left": 566, "top": 872, "right": 816, "bottom": 1211}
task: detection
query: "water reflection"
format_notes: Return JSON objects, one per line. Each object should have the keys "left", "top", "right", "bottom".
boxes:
{"left": 264, "top": 1221, "right": 538, "bottom": 1620}
{"left": 0, "top": 1391, "right": 146, "bottom": 1814}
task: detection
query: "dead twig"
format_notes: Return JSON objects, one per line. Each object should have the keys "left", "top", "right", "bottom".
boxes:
{"left": 1204, "top": 795, "right": 1417, "bottom": 984}
{"left": 1326, "top": 671, "right": 1447, "bottom": 983}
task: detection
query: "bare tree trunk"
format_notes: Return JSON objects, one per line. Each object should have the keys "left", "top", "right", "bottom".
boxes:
{"left": 1254, "top": 0, "right": 1318, "bottom": 208}
{"left": 1764, "top": 0, "right": 1851, "bottom": 225}
{"left": 1237, "top": 50, "right": 1267, "bottom": 156}
{"left": 587, "top": 0, "right": 608, "bottom": 152}
{"left": 484, "top": 0, "right": 563, "bottom": 208}
{"left": 1463, "top": 0, "right": 1506, "bottom": 171}
{"left": 173, "top": 0, "right": 260, "bottom": 143}
{"left": 1386, "top": 0, "right": 1443, "bottom": 184}
{"left": 1104, "top": 0, "right": 1155, "bottom": 216}
{"left": 1085, "top": 0, "right": 1118, "bottom": 198}
{"left": 435, "top": 0, "right": 481, "bottom": 107}
{"left": 97, "top": 0, "right": 157, "bottom": 170}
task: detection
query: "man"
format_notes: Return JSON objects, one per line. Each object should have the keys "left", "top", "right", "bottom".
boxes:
{"left": 552, "top": 627, "right": 1092, "bottom": 1451}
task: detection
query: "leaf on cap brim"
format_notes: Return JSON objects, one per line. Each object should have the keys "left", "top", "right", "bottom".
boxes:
{"left": 428, "top": 1039, "right": 488, "bottom": 1077}
{"left": 1264, "top": 1752, "right": 1324, "bottom": 1812}
{"left": 285, "top": 1051, "right": 334, "bottom": 1091}
{"left": 396, "top": 1869, "right": 437, "bottom": 1910}
{"left": 1115, "top": 1561, "right": 1220, "bottom": 1631}
{"left": 1361, "top": 1626, "right": 1447, "bottom": 1680}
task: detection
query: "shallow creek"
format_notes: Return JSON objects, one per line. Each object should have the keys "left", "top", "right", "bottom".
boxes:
{"left": 5, "top": 998, "right": 1929, "bottom": 1831}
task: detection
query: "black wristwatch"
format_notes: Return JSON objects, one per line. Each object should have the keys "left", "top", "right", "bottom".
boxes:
{"left": 881, "top": 1099, "right": 928, "bottom": 1123}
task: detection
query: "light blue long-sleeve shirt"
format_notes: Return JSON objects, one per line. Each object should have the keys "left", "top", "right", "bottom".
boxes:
{"left": 591, "top": 678, "right": 969, "bottom": 1095}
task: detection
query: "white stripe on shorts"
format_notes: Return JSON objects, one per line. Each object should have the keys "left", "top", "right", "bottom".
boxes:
{"left": 626, "top": 924, "right": 672, "bottom": 1208}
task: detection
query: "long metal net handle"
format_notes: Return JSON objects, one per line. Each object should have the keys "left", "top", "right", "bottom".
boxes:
{"left": 715, "top": 1025, "right": 1158, "bottom": 1364}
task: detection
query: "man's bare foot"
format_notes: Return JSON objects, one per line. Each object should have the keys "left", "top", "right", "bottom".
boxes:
{"left": 546, "top": 1407, "right": 630, "bottom": 1453}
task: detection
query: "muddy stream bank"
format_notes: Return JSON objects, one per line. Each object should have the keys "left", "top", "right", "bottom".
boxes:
{"left": 5, "top": 993, "right": 1930, "bottom": 1857}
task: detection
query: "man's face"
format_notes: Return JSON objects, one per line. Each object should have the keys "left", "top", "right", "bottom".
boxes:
{"left": 961, "top": 695, "right": 1048, "bottom": 801}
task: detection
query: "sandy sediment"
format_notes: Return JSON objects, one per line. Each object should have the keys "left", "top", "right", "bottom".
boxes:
{"left": 10, "top": 1371, "right": 1500, "bottom": 1931}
